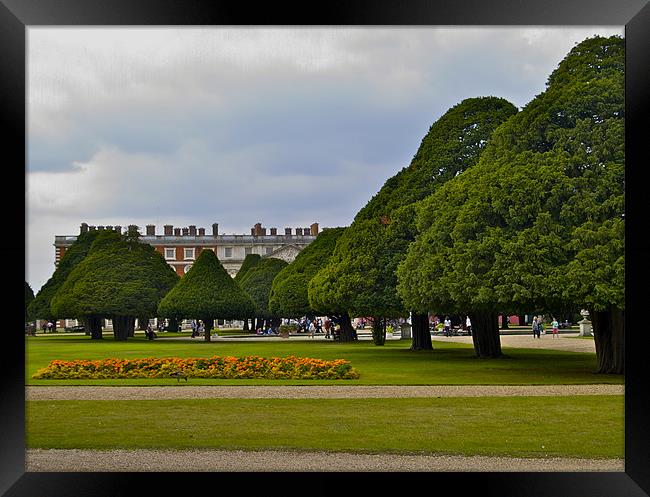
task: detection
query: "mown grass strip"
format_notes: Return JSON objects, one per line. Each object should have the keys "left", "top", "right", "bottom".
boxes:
{"left": 26, "top": 336, "right": 623, "bottom": 386}
{"left": 26, "top": 395, "right": 623, "bottom": 459}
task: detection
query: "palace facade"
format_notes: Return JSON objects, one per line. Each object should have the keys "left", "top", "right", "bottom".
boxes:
{"left": 54, "top": 221, "right": 319, "bottom": 277}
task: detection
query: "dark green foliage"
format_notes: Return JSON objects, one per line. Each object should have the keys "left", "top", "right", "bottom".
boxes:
{"left": 239, "top": 258, "right": 288, "bottom": 318}
{"left": 51, "top": 230, "right": 180, "bottom": 320}
{"left": 27, "top": 230, "right": 101, "bottom": 320}
{"left": 25, "top": 281, "right": 35, "bottom": 323}
{"left": 309, "top": 97, "right": 517, "bottom": 327}
{"left": 397, "top": 36, "right": 624, "bottom": 363}
{"left": 234, "top": 254, "right": 262, "bottom": 283}
{"left": 157, "top": 249, "right": 255, "bottom": 321}
{"left": 268, "top": 227, "right": 346, "bottom": 317}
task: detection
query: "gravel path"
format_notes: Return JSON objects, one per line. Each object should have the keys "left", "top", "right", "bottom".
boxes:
{"left": 26, "top": 384, "right": 623, "bottom": 400}
{"left": 431, "top": 333, "right": 596, "bottom": 353}
{"left": 25, "top": 448, "right": 624, "bottom": 472}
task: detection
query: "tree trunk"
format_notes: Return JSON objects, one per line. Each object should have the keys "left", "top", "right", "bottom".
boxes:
{"left": 410, "top": 312, "right": 433, "bottom": 350}
{"left": 470, "top": 311, "right": 502, "bottom": 358}
{"left": 371, "top": 316, "right": 386, "bottom": 346}
{"left": 203, "top": 317, "right": 213, "bottom": 342}
{"left": 335, "top": 313, "right": 356, "bottom": 342}
{"left": 112, "top": 316, "right": 134, "bottom": 341}
{"left": 591, "top": 307, "right": 624, "bottom": 374}
{"left": 168, "top": 317, "right": 179, "bottom": 332}
{"left": 128, "top": 318, "right": 136, "bottom": 337}
{"left": 501, "top": 314, "right": 509, "bottom": 329}
{"left": 137, "top": 317, "right": 148, "bottom": 330}
{"left": 86, "top": 316, "right": 103, "bottom": 340}
{"left": 243, "top": 318, "right": 249, "bottom": 331}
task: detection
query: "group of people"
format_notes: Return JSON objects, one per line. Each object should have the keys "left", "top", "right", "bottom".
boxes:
{"left": 256, "top": 326, "right": 278, "bottom": 335}
{"left": 433, "top": 316, "right": 472, "bottom": 336}
{"left": 190, "top": 319, "right": 206, "bottom": 338}
{"left": 41, "top": 321, "right": 55, "bottom": 333}
{"left": 291, "top": 317, "right": 342, "bottom": 339}
{"left": 531, "top": 316, "right": 559, "bottom": 339}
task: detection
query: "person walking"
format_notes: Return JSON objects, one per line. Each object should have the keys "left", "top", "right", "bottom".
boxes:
{"left": 551, "top": 317, "right": 559, "bottom": 339}
{"left": 465, "top": 316, "right": 472, "bottom": 336}
{"left": 191, "top": 320, "right": 197, "bottom": 338}
{"left": 324, "top": 318, "right": 332, "bottom": 339}
{"left": 532, "top": 317, "right": 540, "bottom": 339}
{"left": 308, "top": 320, "right": 316, "bottom": 339}
{"left": 444, "top": 317, "right": 451, "bottom": 337}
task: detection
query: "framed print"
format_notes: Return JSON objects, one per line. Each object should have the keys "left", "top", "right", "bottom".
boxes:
{"left": 4, "top": 0, "right": 650, "bottom": 495}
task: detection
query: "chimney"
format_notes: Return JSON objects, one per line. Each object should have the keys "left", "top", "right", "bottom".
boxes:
{"left": 261, "top": 228, "right": 267, "bottom": 236}
{"left": 198, "top": 227, "right": 205, "bottom": 236}
{"left": 189, "top": 225, "right": 197, "bottom": 236}
{"left": 146, "top": 225, "right": 155, "bottom": 236}
{"left": 270, "top": 228, "right": 277, "bottom": 235}
{"left": 80, "top": 223, "right": 88, "bottom": 235}
{"left": 97, "top": 225, "right": 105, "bottom": 231}
{"left": 253, "top": 223, "right": 263, "bottom": 236}
{"left": 114, "top": 225, "right": 122, "bottom": 234}
{"left": 251, "top": 228, "right": 256, "bottom": 236}
{"left": 303, "top": 227, "right": 309, "bottom": 235}
{"left": 182, "top": 227, "right": 189, "bottom": 236}
{"left": 295, "top": 228, "right": 303, "bottom": 235}
{"left": 89, "top": 225, "right": 96, "bottom": 231}
{"left": 164, "top": 225, "right": 173, "bottom": 236}
{"left": 174, "top": 228, "right": 181, "bottom": 236}
{"left": 212, "top": 223, "right": 219, "bottom": 236}
{"left": 127, "top": 225, "right": 139, "bottom": 236}
{"left": 285, "top": 227, "right": 292, "bottom": 236}
{"left": 310, "top": 223, "right": 319, "bottom": 235}
{"left": 106, "top": 225, "right": 113, "bottom": 231}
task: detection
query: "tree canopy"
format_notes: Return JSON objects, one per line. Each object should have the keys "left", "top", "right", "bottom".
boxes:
{"left": 308, "top": 97, "right": 518, "bottom": 345}
{"left": 397, "top": 35, "right": 624, "bottom": 364}
{"left": 51, "top": 229, "right": 180, "bottom": 340}
{"left": 268, "top": 227, "right": 346, "bottom": 318}
{"left": 238, "top": 257, "right": 288, "bottom": 319}
{"left": 157, "top": 248, "right": 255, "bottom": 341}
{"left": 234, "top": 253, "right": 262, "bottom": 283}
{"left": 27, "top": 229, "right": 102, "bottom": 321}
{"left": 25, "top": 281, "right": 35, "bottom": 323}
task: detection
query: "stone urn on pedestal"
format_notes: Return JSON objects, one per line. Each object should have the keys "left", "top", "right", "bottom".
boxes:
{"left": 578, "top": 309, "right": 593, "bottom": 336}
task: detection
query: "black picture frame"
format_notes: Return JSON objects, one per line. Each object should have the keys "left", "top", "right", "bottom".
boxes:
{"left": 4, "top": 0, "right": 649, "bottom": 495}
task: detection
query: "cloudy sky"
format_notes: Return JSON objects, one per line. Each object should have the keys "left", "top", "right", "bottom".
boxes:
{"left": 26, "top": 26, "right": 624, "bottom": 292}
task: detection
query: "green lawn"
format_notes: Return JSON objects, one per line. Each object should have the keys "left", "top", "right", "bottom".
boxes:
{"left": 25, "top": 335, "right": 623, "bottom": 386}
{"left": 26, "top": 395, "right": 623, "bottom": 458}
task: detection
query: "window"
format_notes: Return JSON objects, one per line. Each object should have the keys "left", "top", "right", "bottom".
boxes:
{"left": 245, "top": 247, "right": 252, "bottom": 255}
{"left": 184, "top": 265, "right": 192, "bottom": 274}
{"left": 184, "top": 248, "right": 195, "bottom": 260}
{"left": 164, "top": 248, "right": 176, "bottom": 260}
{"left": 225, "top": 247, "right": 232, "bottom": 257}
{"left": 265, "top": 246, "right": 273, "bottom": 255}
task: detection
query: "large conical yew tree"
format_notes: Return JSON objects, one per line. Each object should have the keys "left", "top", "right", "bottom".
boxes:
{"left": 309, "top": 97, "right": 518, "bottom": 347}
{"left": 51, "top": 228, "right": 180, "bottom": 340}
{"left": 158, "top": 248, "right": 255, "bottom": 342}
{"left": 235, "top": 253, "right": 262, "bottom": 330}
{"left": 28, "top": 229, "right": 103, "bottom": 338}
{"left": 268, "top": 227, "right": 358, "bottom": 340}
{"left": 398, "top": 35, "right": 624, "bottom": 367}
{"left": 238, "top": 257, "right": 288, "bottom": 329}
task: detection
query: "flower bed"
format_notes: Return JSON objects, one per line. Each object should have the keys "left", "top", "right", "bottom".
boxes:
{"left": 32, "top": 355, "right": 360, "bottom": 380}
